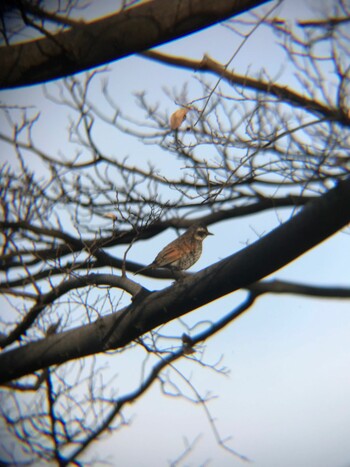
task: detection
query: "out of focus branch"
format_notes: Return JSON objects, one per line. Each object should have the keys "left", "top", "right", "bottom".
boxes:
{"left": 0, "top": 0, "right": 268, "bottom": 89}
{"left": 142, "top": 51, "right": 350, "bottom": 124}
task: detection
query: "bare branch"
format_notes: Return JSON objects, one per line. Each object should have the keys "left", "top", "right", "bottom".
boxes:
{"left": 2, "top": 177, "right": 350, "bottom": 383}
{"left": 142, "top": 50, "right": 349, "bottom": 124}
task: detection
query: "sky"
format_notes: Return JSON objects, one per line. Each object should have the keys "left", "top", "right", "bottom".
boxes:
{"left": 1, "top": 0, "right": 350, "bottom": 466}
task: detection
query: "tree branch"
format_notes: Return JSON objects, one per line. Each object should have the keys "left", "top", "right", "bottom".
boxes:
{"left": 0, "top": 0, "right": 269, "bottom": 89}
{"left": 248, "top": 279, "right": 350, "bottom": 298}
{"left": 63, "top": 292, "right": 257, "bottom": 465}
{"left": 0, "top": 273, "right": 142, "bottom": 349}
{"left": 1, "top": 177, "right": 350, "bottom": 383}
{"left": 0, "top": 195, "right": 314, "bottom": 280}
{"left": 142, "top": 50, "right": 350, "bottom": 124}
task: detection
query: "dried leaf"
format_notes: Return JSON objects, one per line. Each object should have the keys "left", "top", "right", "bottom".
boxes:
{"left": 104, "top": 212, "right": 118, "bottom": 220}
{"left": 170, "top": 108, "right": 189, "bottom": 130}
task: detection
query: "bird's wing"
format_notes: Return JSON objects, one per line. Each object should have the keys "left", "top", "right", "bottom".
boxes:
{"left": 154, "top": 244, "right": 183, "bottom": 267}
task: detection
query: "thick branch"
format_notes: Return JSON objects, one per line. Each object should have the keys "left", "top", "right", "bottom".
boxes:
{"left": 0, "top": 0, "right": 268, "bottom": 89}
{"left": 0, "top": 273, "right": 141, "bottom": 349}
{"left": 63, "top": 294, "right": 256, "bottom": 464}
{"left": 1, "top": 178, "right": 350, "bottom": 383}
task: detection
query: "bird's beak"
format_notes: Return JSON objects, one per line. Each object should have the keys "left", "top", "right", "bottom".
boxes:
{"left": 207, "top": 230, "right": 214, "bottom": 236}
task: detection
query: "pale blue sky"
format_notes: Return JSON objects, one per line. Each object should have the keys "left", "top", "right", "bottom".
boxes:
{"left": 1, "top": 0, "right": 350, "bottom": 466}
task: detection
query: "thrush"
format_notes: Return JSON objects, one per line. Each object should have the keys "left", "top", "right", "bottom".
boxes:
{"left": 134, "top": 223, "right": 213, "bottom": 275}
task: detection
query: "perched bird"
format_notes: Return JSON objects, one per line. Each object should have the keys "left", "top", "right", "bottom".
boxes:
{"left": 135, "top": 223, "right": 213, "bottom": 275}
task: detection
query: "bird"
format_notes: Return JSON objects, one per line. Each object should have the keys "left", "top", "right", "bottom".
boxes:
{"left": 134, "top": 223, "right": 213, "bottom": 275}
